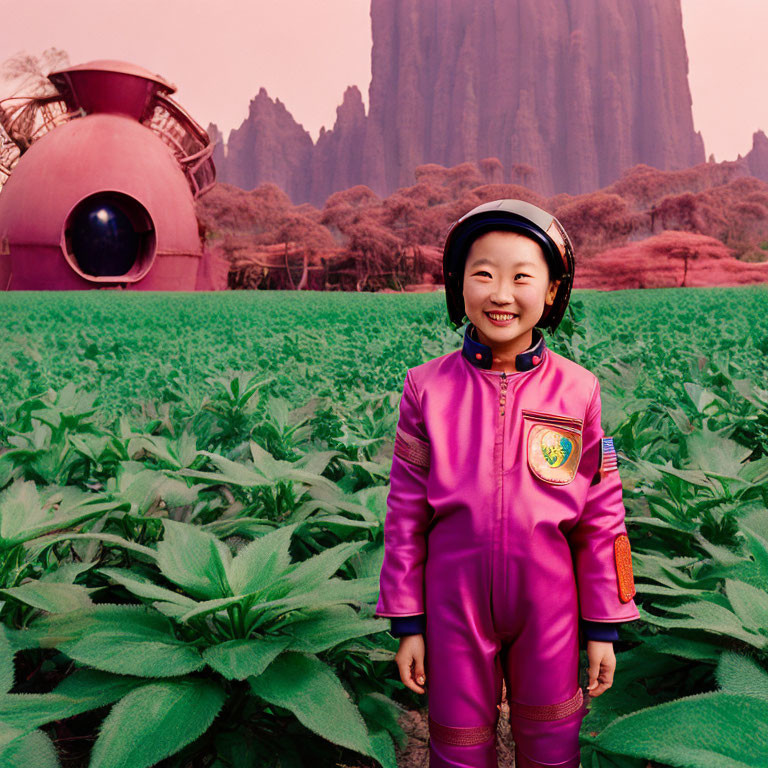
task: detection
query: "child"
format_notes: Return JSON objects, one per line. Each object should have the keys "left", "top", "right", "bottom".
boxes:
{"left": 375, "top": 200, "right": 640, "bottom": 768}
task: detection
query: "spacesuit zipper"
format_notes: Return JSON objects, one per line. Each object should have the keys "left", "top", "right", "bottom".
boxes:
{"left": 492, "top": 371, "right": 508, "bottom": 631}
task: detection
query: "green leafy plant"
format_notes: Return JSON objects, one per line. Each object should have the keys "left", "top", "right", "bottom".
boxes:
{"left": 2, "top": 287, "right": 768, "bottom": 767}
{"left": 1, "top": 518, "right": 400, "bottom": 768}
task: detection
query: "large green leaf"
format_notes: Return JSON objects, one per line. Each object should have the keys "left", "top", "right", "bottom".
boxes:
{"left": 635, "top": 584, "right": 712, "bottom": 599}
{"left": 111, "top": 465, "right": 201, "bottom": 515}
{"left": 591, "top": 691, "right": 768, "bottom": 767}
{"left": 638, "top": 603, "right": 767, "bottom": 649}
{"left": 738, "top": 526, "right": 768, "bottom": 586}
{"left": 178, "top": 592, "right": 263, "bottom": 623}
{"left": 617, "top": 550, "right": 703, "bottom": 590}
{"left": 183, "top": 449, "right": 339, "bottom": 494}
{"left": 249, "top": 652, "right": 376, "bottom": 761}
{"left": 1, "top": 581, "right": 94, "bottom": 613}
{"left": 179, "top": 575, "right": 378, "bottom": 625}
{"left": 89, "top": 678, "right": 227, "bottom": 768}
{"left": 0, "top": 627, "right": 13, "bottom": 694}
{"left": 357, "top": 691, "right": 408, "bottom": 745}
{"left": 0, "top": 729, "right": 60, "bottom": 768}
{"left": 156, "top": 519, "right": 233, "bottom": 600}
{"left": 683, "top": 424, "right": 752, "bottom": 479}
{"left": 305, "top": 515, "right": 377, "bottom": 537}
{"left": 27, "top": 532, "right": 158, "bottom": 561}
{"left": 39, "top": 562, "right": 95, "bottom": 584}
{"left": 739, "top": 457, "right": 768, "bottom": 485}
{"left": 283, "top": 605, "right": 388, "bottom": 654}
{"left": 203, "top": 636, "right": 292, "bottom": 680}
{"left": 179, "top": 452, "right": 271, "bottom": 486}
{"left": 716, "top": 651, "right": 768, "bottom": 699}
{"left": 279, "top": 540, "right": 367, "bottom": 594}
{"left": 682, "top": 383, "right": 719, "bottom": 416}
{"left": 0, "top": 668, "right": 142, "bottom": 737}
{"left": 639, "top": 633, "right": 722, "bottom": 664}
{"left": 30, "top": 605, "right": 205, "bottom": 677}
{"left": 694, "top": 536, "right": 751, "bottom": 568}
{"left": 366, "top": 728, "right": 397, "bottom": 768}
{"left": 645, "top": 460, "right": 710, "bottom": 488}
{"left": 125, "top": 431, "right": 198, "bottom": 470}
{"left": 724, "top": 579, "right": 768, "bottom": 632}
{"left": 0, "top": 723, "right": 26, "bottom": 753}
{"left": 0, "top": 479, "right": 122, "bottom": 546}
{"left": 225, "top": 523, "right": 299, "bottom": 595}
{"left": 3, "top": 626, "right": 46, "bottom": 653}
{"left": 97, "top": 567, "right": 197, "bottom": 609}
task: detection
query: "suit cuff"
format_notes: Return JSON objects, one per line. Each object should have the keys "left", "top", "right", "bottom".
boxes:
{"left": 581, "top": 619, "right": 620, "bottom": 642}
{"left": 390, "top": 614, "right": 426, "bottom": 637}
{"left": 390, "top": 617, "right": 620, "bottom": 641}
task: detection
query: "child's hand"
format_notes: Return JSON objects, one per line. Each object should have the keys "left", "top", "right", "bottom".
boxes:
{"left": 395, "top": 634, "right": 426, "bottom": 694}
{"left": 586, "top": 640, "right": 615, "bottom": 697}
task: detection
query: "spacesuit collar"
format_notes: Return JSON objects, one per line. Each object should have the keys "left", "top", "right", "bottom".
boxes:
{"left": 462, "top": 323, "right": 547, "bottom": 371}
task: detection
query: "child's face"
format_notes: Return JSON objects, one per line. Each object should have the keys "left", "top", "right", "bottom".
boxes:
{"left": 462, "top": 230, "right": 561, "bottom": 363}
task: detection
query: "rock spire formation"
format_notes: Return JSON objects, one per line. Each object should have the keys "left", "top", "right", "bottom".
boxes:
{"left": 744, "top": 130, "right": 768, "bottom": 181}
{"left": 212, "top": 0, "right": 706, "bottom": 205}
{"left": 223, "top": 87, "right": 314, "bottom": 203}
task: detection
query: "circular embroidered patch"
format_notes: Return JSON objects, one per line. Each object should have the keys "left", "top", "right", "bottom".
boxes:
{"left": 527, "top": 424, "right": 582, "bottom": 484}
{"left": 541, "top": 430, "right": 573, "bottom": 468}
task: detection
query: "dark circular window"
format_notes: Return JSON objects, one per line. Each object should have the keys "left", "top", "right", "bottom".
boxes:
{"left": 63, "top": 192, "right": 155, "bottom": 278}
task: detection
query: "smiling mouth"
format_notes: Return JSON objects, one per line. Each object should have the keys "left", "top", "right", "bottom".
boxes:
{"left": 485, "top": 311, "right": 518, "bottom": 320}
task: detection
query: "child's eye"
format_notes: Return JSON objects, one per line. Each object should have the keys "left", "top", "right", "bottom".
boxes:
{"left": 473, "top": 271, "right": 529, "bottom": 279}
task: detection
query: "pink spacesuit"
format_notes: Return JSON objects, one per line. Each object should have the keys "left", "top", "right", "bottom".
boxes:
{"left": 375, "top": 321, "right": 640, "bottom": 768}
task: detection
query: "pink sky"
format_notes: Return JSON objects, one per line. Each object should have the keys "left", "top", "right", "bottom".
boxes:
{"left": 1, "top": 0, "right": 766, "bottom": 162}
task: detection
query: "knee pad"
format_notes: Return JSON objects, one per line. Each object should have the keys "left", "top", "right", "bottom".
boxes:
{"left": 428, "top": 714, "right": 499, "bottom": 746}
{"left": 508, "top": 688, "right": 588, "bottom": 767}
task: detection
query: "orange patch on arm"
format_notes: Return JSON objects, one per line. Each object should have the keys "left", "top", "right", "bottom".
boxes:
{"left": 614, "top": 533, "right": 636, "bottom": 603}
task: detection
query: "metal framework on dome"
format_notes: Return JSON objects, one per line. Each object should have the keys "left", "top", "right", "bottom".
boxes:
{"left": 0, "top": 60, "right": 215, "bottom": 198}
{"left": 0, "top": 93, "right": 76, "bottom": 185}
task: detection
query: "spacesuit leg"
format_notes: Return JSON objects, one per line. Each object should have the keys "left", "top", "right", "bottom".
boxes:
{"left": 424, "top": 623, "right": 503, "bottom": 768}
{"left": 502, "top": 607, "right": 587, "bottom": 768}
{"left": 424, "top": 559, "right": 503, "bottom": 768}
{"left": 509, "top": 694, "right": 588, "bottom": 768}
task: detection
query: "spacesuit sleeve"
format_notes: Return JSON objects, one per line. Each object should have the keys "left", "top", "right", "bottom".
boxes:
{"left": 568, "top": 378, "right": 641, "bottom": 624}
{"left": 375, "top": 369, "right": 432, "bottom": 620}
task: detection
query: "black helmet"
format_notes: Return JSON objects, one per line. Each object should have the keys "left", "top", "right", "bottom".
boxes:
{"left": 443, "top": 199, "right": 574, "bottom": 332}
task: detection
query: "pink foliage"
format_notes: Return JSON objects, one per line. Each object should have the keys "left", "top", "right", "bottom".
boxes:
{"left": 552, "top": 192, "right": 636, "bottom": 252}
{"left": 578, "top": 230, "right": 768, "bottom": 289}
{"left": 197, "top": 158, "right": 768, "bottom": 291}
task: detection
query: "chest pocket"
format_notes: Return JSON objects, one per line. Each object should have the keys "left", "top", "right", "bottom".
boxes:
{"left": 522, "top": 409, "right": 583, "bottom": 485}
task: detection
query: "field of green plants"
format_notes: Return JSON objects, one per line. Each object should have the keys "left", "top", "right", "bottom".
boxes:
{"left": 1, "top": 287, "right": 767, "bottom": 768}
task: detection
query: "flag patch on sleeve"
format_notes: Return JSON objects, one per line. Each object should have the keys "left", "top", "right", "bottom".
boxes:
{"left": 600, "top": 437, "right": 618, "bottom": 475}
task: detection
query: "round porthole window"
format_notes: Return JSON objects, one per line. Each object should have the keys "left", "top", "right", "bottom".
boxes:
{"left": 63, "top": 192, "right": 155, "bottom": 279}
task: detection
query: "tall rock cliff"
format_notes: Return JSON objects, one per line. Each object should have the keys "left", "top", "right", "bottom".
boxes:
{"left": 224, "top": 88, "right": 313, "bottom": 201}
{"left": 362, "top": 0, "right": 704, "bottom": 198}
{"left": 215, "top": 0, "right": 705, "bottom": 204}
{"left": 310, "top": 86, "right": 367, "bottom": 205}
